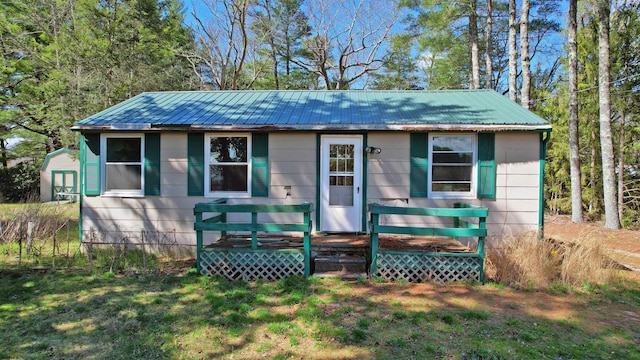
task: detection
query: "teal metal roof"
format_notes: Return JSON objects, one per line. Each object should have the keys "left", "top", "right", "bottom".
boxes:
{"left": 72, "top": 90, "right": 551, "bottom": 131}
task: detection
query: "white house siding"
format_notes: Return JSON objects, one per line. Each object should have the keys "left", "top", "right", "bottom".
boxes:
{"left": 82, "top": 133, "right": 203, "bottom": 256}
{"left": 81, "top": 132, "right": 319, "bottom": 255}
{"left": 365, "top": 132, "right": 541, "bottom": 246}
{"left": 484, "top": 132, "right": 541, "bottom": 237}
{"left": 228, "top": 132, "right": 318, "bottom": 229}
{"left": 40, "top": 151, "right": 79, "bottom": 202}
{"left": 366, "top": 133, "right": 411, "bottom": 200}
{"left": 81, "top": 131, "right": 541, "bottom": 255}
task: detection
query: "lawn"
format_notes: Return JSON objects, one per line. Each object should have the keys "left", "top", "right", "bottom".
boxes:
{"left": 1, "top": 204, "right": 639, "bottom": 359}
{"left": 1, "top": 267, "right": 639, "bottom": 359}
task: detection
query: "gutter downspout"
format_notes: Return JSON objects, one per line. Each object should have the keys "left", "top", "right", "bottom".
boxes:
{"left": 539, "top": 130, "right": 551, "bottom": 239}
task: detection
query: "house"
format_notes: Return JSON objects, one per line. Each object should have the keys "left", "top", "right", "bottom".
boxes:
{"left": 40, "top": 148, "right": 79, "bottom": 202}
{"left": 71, "top": 90, "right": 551, "bottom": 259}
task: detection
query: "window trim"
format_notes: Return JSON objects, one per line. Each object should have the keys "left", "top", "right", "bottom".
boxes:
{"left": 100, "top": 133, "right": 145, "bottom": 197}
{"left": 204, "top": 133, "right": 252, "bottom": 198}
{"left": 427, "top": 133, "right": 477, "bottom": 199}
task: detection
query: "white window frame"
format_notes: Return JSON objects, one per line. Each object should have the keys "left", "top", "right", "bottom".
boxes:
{"left": 427, "top": 133, "right": 477, "bottom": 199}
{"left": 100, "top": 133, "right": 145, "bottom": 197}
{"left": 204, "top": 133, "right": 252, "bottom": 198}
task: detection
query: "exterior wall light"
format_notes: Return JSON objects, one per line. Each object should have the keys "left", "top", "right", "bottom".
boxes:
{"left": 365, "top": 146, "right": 382, "bottom": 154}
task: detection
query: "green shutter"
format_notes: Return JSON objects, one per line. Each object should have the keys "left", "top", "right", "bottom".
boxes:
{"left": 410, "top": 133, "right": 428, "bottom": 198}
{"left": 83, "top": 134, "right": 101, "bottom": 196}
{"left": 144, "top": 133, "right": 161, "bottom": 196}
{"left": 252, "top": 133, "right": 269, "bottom": 197}
{"left": 188, "top": 133, "right": 205, "bottom": 196}
{"left": 477, "top": 133, "right": 496, "bottom": 199}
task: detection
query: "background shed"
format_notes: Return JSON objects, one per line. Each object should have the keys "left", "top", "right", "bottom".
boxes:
{"left": 40, "top": 149, "right": 79, "bottom": 202}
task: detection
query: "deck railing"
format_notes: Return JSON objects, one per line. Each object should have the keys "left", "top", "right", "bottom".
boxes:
{"left": 194, "top": 199, "right": 314, "bottom": 277}
{"left": 368, "top": 202, "right": 489, "bottom": 282}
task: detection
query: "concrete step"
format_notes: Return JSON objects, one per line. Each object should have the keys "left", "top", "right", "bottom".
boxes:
{"left": 313, "top": 255, "right": 367, "bottom": 278}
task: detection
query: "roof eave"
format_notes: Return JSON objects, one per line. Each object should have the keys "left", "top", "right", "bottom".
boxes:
{"left": 72, "top": 123, "right": 552, "bottom": 132}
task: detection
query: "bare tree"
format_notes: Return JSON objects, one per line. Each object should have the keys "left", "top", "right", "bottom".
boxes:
{"left": 597, "top": 0, "right": 621, "bottom": 229}
{"left": 508, "top": 0, "right": 517, "bottom": 101}
{"left": 294, "top": 0, "right": 399, "bottom": 89}
{"left": 469, "top": 0, "right": 480, "bottom": 89}
{"left": 485, "top": 0, "right": 493, "bottom": 89}
{"left": 520, "top": 0, "right": 531, "bottom": 109}
{"left": 187, "top": 0, "right": 255, "bottom": 90}
{"left": 568, "top": 0, "right": 582, "bottom": 223}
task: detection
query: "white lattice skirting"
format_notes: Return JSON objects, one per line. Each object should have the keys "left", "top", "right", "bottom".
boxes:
{"left": 375, "top": 252, "right": 482, "bottom": 283}
{"left": 199, "top": 250, "right": 305, "bottom": 281}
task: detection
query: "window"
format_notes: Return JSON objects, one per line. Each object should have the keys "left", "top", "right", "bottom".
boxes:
{"left": 101, "top": 134, "right": 144, "bottom": 197}
{"left": 204, "top": 134, "right": 251, "bottom": 197}
{"left": 428, "top": 134, "right": 476, "bottom": 198}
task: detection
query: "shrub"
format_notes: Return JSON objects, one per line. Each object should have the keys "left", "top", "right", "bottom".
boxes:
{"left": 485, "top": 231, "right": 614, "bottom": 290}
{"left": 0, "top": 161, "right": 40, "bottom": 203}
{"left": 485, "top": 232, "right": 559, "bottom": 289}
{"left": 0, "top": 204, "right": 68, "bottom": 248}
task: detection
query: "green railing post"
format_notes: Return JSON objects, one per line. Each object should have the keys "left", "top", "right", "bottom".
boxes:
{"left": 221, "top": 208, "right": 227, "bottom": 238}
{"left": 478, "top": 215, "right": 487, "bottom": 283}
{"left": 370, "top": 211, "right": 379, "bottom": 275}
{"left": 195, "top": 211, "right": 203, "bottom": 274}
{"left": 453, "top": 216, "right": 460, "bottom": 241}
{"left": 193, "top": 200, "right": 314, "bottom": 279}
{"left": 303, "top": 208, "right": 311, "bottom": 277}
{"left": 251, "top": 211, "right": 258, "bottom": 250}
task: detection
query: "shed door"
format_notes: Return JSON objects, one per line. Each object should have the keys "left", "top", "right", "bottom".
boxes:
{"left": 320, "top": 135, "right": 363, "bottom": 232}
{"left": 52, "top": 170, "right": 77, "bottom": 200}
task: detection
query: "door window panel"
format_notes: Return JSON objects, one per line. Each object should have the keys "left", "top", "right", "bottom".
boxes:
{"left": 329, "top": 144, "right": 354, "bottom": 206}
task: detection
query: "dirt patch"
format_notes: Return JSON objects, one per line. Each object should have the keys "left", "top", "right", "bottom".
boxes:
{"left": 545, "top": 215, "right": 640, "bottom": 271}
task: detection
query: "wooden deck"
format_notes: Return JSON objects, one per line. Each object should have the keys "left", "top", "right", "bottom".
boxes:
{"left": 195, "top": 201, "right": 487, "bottom": 282}
{"left": 205, "top": 234, "right": 471, "bottom": 253}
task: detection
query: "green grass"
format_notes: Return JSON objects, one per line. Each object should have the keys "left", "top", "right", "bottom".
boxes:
{"left": 0, "top": 268, "right": 638, "bottom": 360}
{"left": 0, "top": 203, "right": 638, "bottom": 358}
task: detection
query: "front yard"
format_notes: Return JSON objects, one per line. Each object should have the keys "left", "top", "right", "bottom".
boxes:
{"left": 1, "top": 204, "right": 639, "bottom": 359}
{"left": 1, "top": 267, "right": 638, "bottom": 359}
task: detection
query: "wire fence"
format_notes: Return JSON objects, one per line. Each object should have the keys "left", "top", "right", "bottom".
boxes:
{"left": 0, "top": 205, "right": 178, "bottom": 273}
{"left": 0, "top": 218, "right": 86, "bottom": 271}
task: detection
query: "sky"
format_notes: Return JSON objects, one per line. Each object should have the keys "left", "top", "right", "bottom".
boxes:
{"left": 181, "top": 0, "right": 569, "bottom": 91}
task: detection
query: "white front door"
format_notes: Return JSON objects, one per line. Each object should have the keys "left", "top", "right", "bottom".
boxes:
{"left": 320, "top": 135, "right": 363, "bottom": 232}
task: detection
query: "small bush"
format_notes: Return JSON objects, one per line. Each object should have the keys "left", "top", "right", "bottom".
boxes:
{"left": 0, "top": 204, "right": 68, "bottom": 245}
{"left": 0, "top": 161, "right": 40, "bottom": 203}
{"left": 559, "top": 233, "right": 613, "bottom": 286}
{"left": 485, "top": 231, "right": 614, "bottom": 290}
{"left": 91, "top": 247, "right": 158, "bottom": 274}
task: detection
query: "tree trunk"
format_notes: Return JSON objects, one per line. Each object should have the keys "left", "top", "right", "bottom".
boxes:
{"left": 618, "top": 110, "right": 625, "bottom": 222}
{"left": 485, "top": 0, "right": 493, "bottom": 89}
{"left": 589, "top": 126, "right": 597, "bottom": 214}
{"left": 520, "top": 0, "right": 531, "bottom": 109}
{"left": 508, "top": 0, "right": 517, "bottom": 101}
{"left": 568, "top": 0, "right": 583, "bottom": 223}
{"left": 597, "top": 0, "right": 621, "bottom": 229}
{"left": 0, "top": 139, "right": 7, "bottom": 169}
{"left": 264, "top": 0, "right": 280, "bottom": 89}
{"left": 469, "top": 0, "right": 480, "bottom": 89}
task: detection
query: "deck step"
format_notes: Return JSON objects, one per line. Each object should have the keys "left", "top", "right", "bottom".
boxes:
{"left": 312, "top": 271, "right": 368, "bottom": 280}
{"left": 313, "top": 255, "right": 367, "bottom": 279}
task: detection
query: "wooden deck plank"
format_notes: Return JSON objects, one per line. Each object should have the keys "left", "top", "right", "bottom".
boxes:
{"left": 204, "top": 234, "right": 470, "bottom": 253}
